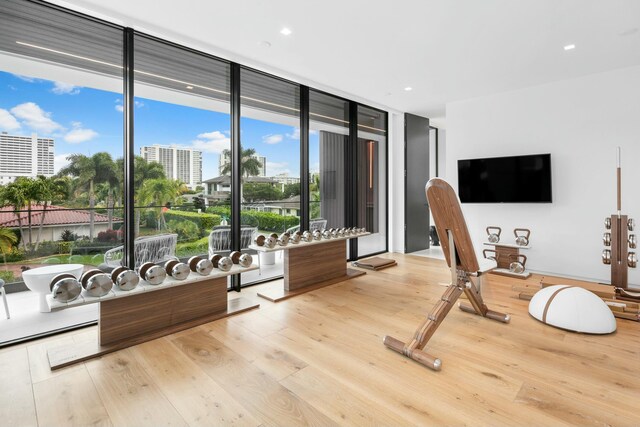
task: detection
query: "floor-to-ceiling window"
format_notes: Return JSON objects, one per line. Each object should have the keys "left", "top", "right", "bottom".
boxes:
{"left": 132, "top": 34, "right": 231, "bottom": 274}
{"left": 0, "top": 0, "right": 389, "bottom": 344}
{"left": 240, "top": 69, "right": 300, "bottom": 284}
{"left": 0, "top": 0, "right": 123, "bottom": 344}
{"left": 356, "top": 106, "right": 388, "bottom": 256}
{"left": 309, "top": 90, "right": 350, "bottom": 232}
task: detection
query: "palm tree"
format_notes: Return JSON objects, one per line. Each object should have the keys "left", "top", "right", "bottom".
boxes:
{"left": 0, "top": 179, "right": 29, "bottom": 251}
{"left": 116, "top": 156, "right": 166, "bottom": 235}
{"left": 0, "top": 226, "right": 18, "bottom": 267}
{"left": 220, "top": 147, "right": 262, "bottom": 202}
{"left": 33, "top": 176, "right": 68, "bottom": 251}
{"left": 138, "top": 178, "right": 185, "bottom": 230}
{"left": 59, "top": 153, "right": 117, "bottom": 241}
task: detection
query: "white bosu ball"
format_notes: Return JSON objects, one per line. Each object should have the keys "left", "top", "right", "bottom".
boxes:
{"left": 528, "top": 285, "right": 616, "bottom": 334}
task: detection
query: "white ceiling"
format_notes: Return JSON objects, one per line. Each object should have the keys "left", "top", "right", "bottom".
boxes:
{"left": 52, "top": 0, "right": 640, "bottom": 119}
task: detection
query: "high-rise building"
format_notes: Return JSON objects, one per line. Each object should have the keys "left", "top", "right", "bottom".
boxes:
{"left": 140, "top": 145, "right": 202, "bottom": 189}
{"left": 0, "top": 132, "right": 54, "bottom": 185}
{"left": 218, "top": 151, "right": 266, "bottom": 176}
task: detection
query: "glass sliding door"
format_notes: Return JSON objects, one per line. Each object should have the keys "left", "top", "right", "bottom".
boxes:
{"left": 356, "top": 106, "right": 388, "bottom": 257}
{"left": 0, "top": 0, "right": 123, "bottom": 343}
{"left": 240, "top": 69, "right": 300, "bottom": 284}
{"left": 132, "top": 35, "right": 231, "bottom": 275}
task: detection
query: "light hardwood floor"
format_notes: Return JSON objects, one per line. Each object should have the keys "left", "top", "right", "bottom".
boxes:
{"left": 1, "top": 253, "right": 639, "bottom": 426}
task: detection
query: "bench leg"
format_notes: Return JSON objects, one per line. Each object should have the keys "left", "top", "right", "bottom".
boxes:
{"left": 1, "top": 287, "right": 9, "bottom": 319}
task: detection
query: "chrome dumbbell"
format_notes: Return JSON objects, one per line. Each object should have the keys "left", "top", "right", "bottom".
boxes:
{"left": 628, "top": 252, "right": 637, "bottom": 268}
{"left": 210, "top": 254, "right": 233, "bottom": 272}
{"left": 312, "top": 230, "right": 322, "bottom": 240}
{"left": 322, "top": 229, "right": 332, "bottom": 239}
{"left": 628, "top": 218, "right": 635, "bottom": 232}
{"left": 110, "top": 266, "right": 139, "bottom": 291}
{"left": 331, "top": 228, "right": 340, "bottom": 238}
{"left": 80, "top": 269, "right": 113, "bottom": 297}
{"left": 139, "top": 262, "right": 167, "bottom": 285}
{"left": 603, "top": 232, "right": 611, "bottom": 247}
{"left": 602, "top": 249, "right": 612, "bottom": 265}
{"left": 49, "top": 273, "right": 82, "bottom": 302}
{"left": 301, "top": 231, "right": 312, "bottom": 242}
{"left": 278, "top": 233, "right": 289, "bottom": 246}
{"left": 254, "top": 235, "right": 266, "bottom": 246}
{"left": 629, "top": 234, "right": 637, "bottom": 249}
{"left": 188, "top": 256, "right": 213, "bottom": 276}
{"left": 290, "top": 233, "right": 301, "bottom": 244}
{"left": 165, "top": 259, "right": 190, "bottom": 280}
{"left": 605, "top": 217, "right": 611, "bottom": 230}
{"left": 230, "top": 251, "right": 253, "bottom": 268}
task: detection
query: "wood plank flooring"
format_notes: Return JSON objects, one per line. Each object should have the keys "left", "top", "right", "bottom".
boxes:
{"left": 1, "top": 253, "right": 639, "bottom": 426}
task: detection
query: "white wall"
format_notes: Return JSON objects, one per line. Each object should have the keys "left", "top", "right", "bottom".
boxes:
{"left": 445, "top": 65, "right": 640, "bottom": 283}
{"left": 389, "top": 112, "right": 405, "bottom": 253}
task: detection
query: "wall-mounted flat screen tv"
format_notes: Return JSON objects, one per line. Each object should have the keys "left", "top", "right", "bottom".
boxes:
{"left": 458, "top": 153, "right": 552, "bottom": 203}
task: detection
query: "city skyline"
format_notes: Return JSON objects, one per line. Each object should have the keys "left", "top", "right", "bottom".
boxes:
{"left": 0, "top": 71, "right": 318, "bottom": 183}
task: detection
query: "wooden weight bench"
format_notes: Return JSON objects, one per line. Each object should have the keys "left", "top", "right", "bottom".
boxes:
{"left": 383, "top": 178, "right": 510, "bottom": 371}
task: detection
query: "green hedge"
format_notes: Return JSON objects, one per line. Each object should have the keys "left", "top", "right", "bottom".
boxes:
{"left": 175, "top": 236, "right": 209, "bottom": 257}
{"left": 206, "top": 206, "right": 298, "bottom": 232}
{"left": 164, "top": 210, "right": 221, "bottom": 237}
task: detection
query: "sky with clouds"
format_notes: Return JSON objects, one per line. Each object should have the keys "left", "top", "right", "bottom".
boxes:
{"left": 0, "top": 71, "right": 319, "bottom": 181}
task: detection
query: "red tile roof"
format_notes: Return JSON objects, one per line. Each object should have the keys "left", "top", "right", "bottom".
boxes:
{"left": 0, "top": 205, "right": 122, "bottom": 228}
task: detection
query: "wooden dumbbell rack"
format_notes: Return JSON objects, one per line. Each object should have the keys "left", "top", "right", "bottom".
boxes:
{"left": 483, "top": 241, "right": 531, "bottom": 279}
{"left": 603, "top": 147, "right": 638, "bottom": 301}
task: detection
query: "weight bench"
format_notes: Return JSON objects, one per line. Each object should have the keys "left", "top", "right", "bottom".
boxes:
{"left": 383, "top": 178, "right": 510, "bottom": 370}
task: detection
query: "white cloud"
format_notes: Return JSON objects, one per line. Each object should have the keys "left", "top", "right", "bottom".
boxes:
{"left": 198, "top": 131, "right": 227, "bottom": 140}
{"left": 51, "top": 81, "right": 80, "bottom": 95}
{"left": 287, "top": 127, "right": 300, "bottom": 140}
{"left": 115, "top": 99, "right": 143, "bottom": 112}
{"left": 192, "top": 130, "right": 230, "bottom": 153}
{"left": 12, "top": 74, "right": 35, "bottom": 82}
{"left": 0, "top": 108, "right": 21, "bottom": 131}
{"left": 54, "top": 154, "right": 72, "bottom": 173}
{"left": 63, "top": 122, "right": 98, "bottom": 144}
{"left": 266, "top": 161, "right": 292, "bottom": 176}
{"left": 10, "top": 102, "right": 63, "bottom": 134}
{"left": 262, "top": 134, "right": 283, "bottom": 145}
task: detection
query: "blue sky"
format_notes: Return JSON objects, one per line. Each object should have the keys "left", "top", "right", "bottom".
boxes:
{"left": 0, "top": 71, "right": 316, "bottom": 181}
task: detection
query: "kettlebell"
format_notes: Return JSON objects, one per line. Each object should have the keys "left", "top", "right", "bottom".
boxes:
{"left": 80, "top": 269, "right": 113, "bottom": 297}
{"left": 49, "top": 273, "right": 82, "bottom": 303}
{"left": 111, "top": 266, "right": 139, "bottom": 291}
{"left": 628, "top": 252, "right": 637, "bottom": 268}
{"left": 486, "top": 226, "right": 501, "bottom": 243}
{"left": 629, "top": 234, "right": 637, "bottom": 249}
{"left": 603, "top": 232, "right": 611, "bottom": 247}
{"left": 210, "top": 254, "right": 233, "bottom": 272}
{"left": 602, "top": 249, "right": 612, "bottom": 265}
{"left": 188, "top": 256, "right": 213, "bottom": 276}
{"left": 139, "top": 262, "right": 167, "bottom": 285}
{"left": 514, "top": 228, "right": 530, "bottom": 246}
{"left": 509, "top": 254, "right": 527, "bottom": 274}
{"left": 164, "top": 259, "right": 190, "bottom": 280}
{"left": 482, "top": 249, "right": 497, "bottom": 262}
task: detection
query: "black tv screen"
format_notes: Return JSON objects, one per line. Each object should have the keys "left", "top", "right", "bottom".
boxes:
{"left": 458, "top": 154, "right": 552, "bottom": 203}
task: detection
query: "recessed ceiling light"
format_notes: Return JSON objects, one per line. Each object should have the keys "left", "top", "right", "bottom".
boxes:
{"left": 186, "top": 85, "right": 193, "bottom": 89}
{"left": 564, "top": 44, "right": 576, "bottom": 51}
{"left": 280, "top": 27, "right": 292, "bottom": 36}
{"left": 404, "top": 87, "right": 413, "bottom": 91}
{"left": 259, "top": 40, "right": 272, "bottom": 48}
